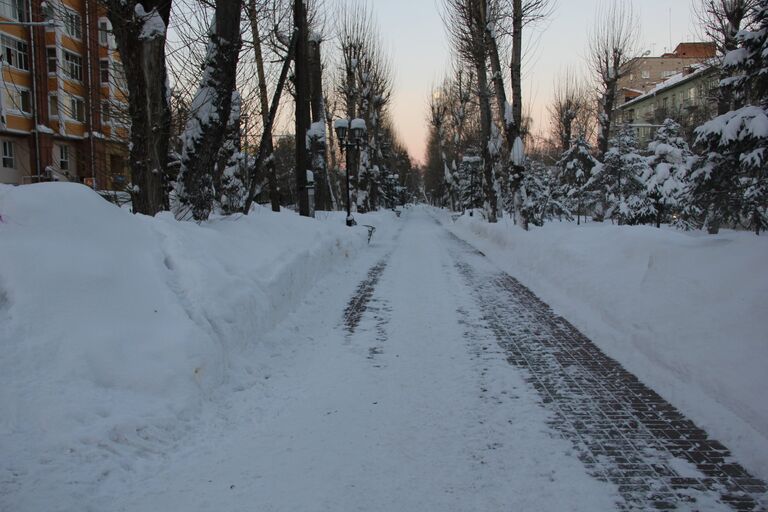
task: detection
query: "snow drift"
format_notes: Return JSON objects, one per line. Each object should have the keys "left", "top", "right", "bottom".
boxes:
{"left": 441, "top": 210, "right": 768, "bottom": 480}
{"left": 0, "top": 183, "right": 370, "bottom": 502}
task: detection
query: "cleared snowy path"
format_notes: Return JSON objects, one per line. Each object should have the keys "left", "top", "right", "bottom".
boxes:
{"left": 95, "top": 208, "right": 764, "bottom": 511}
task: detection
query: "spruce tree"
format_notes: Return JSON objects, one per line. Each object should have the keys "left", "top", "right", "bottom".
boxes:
{"left": 556, "top": 136, "right": 599, "bottom": 224}
{"left": 693, "top": 1, "right": 768, "bottom": 234}
{"left": 588, "top": 125, "right": 648, "bottom": 225}
{"left": 642, "top": 119, "right": 693, "bottom": 228}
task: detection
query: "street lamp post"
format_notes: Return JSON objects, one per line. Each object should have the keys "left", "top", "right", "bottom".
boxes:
{"left": 334, "top": 117, "right": 366, "bottom": 227}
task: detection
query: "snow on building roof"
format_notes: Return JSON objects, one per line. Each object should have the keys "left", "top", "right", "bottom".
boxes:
{"left": 620, "top": 62, "right": 716, "bottom": 109}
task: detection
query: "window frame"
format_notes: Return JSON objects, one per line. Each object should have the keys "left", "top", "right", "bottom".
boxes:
{"left": 59, "top": 144, "right": 70, "bottom": 171}
{"left": 2, "top": 140, "right": 15, "bottom": 169}
{"left": 62, "top": 50, "right": 83, "bottom": 82}
{"left": 1, "top": 34, "right": 30, "bottom": 71}
{"left": 99, "top": 59, "right": 109, "bottom": 84}
{"left": 3, "top": 85, "right": 32, "bottom": 115}
{"left": 62, "top": 7, "right": 82, "bottom": 40}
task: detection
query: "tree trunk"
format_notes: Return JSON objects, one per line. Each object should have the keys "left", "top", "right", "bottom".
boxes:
{"left": 308, "top": 36, "right": 328, "bottom": 212}
{"left": 106, "top": 0, "right": 172, "bottom": 216}
{"left": 476, "top": 63, "right": 498, "bottom": 223}
{"left": 243, "top": 33, "right": 297, "bottom": 214}
{"left": 294, "top": 0, "right": 312, "bottom": 217}
{"left": 510, "top": 0, "right": 523, "bottom": 141}
{"left": 247, "top": 0, "right": 280, "bottom": 212}
{"left": 175, "top": 0, "right": 242, "bottom": 221}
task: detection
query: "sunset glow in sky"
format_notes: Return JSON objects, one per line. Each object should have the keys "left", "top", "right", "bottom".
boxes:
{"left": 375, "top": 0, "right": 701, "bottom": 165}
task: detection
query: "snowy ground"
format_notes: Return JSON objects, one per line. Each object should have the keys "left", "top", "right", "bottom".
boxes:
{"left": 1, "top": 185, "right": 766, "bottom": 510}
{"left": 440, "top": 210, "right": 768, "bottom": 482}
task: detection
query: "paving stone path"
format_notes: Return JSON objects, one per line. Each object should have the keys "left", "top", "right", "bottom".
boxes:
{"left": 448, "top": 230, "right": 768, "bottom": 511}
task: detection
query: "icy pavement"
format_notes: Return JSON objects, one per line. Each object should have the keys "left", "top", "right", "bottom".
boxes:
{"left": 446, "top": 225, "right": 767, "bottom": 511}
{"left": 25, "top": 208, "right": 767, "bottom": 511}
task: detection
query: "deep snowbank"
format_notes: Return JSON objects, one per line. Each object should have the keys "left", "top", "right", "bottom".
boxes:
{"left": 0, "top": 183, "right": 378, "bottom": 497}
{"left": 440, "top": 210, "right": 768, "bottom": 480}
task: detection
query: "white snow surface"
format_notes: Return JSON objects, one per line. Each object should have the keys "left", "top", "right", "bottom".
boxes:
{"left": 0, "top": 191, "right": 619, "bottom": 510}
{"left": 0, "top": 183, "right": 376, "bottom": 510}
{"left": 440, "top": 210, "right": 768, "bottom": 481}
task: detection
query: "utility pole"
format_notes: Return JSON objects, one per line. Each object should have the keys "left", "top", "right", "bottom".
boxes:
{"left": 294, "top": 0, "right": 312, "bottom": 217}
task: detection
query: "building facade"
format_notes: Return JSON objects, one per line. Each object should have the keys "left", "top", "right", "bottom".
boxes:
{"left": 619, "top": 63, "right": 719, "bottom": 145}
{"left": 617, "top": 43, "right": 716, "bottom": 106}
{"left": 0, "top": 0, "right": 129, "bottom": 188}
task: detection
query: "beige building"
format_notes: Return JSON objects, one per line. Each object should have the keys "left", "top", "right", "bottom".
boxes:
{"left": 619, "top": 63, "right": 719, "bottom": 145}
{"left": 617, "top": 42, "right": 716, "bottom": 106}
{"left": 0, "top": 0, "right": 129, "bottom": 188}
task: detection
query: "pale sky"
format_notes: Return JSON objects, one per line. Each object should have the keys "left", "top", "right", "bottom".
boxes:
{"left": 375, "top": 0, "right": 701, "bottom": 164}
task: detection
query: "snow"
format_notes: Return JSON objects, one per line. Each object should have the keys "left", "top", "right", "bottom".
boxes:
{"left": 0, "top": 183, "right": 377, "bottom": 510}
{"left": 16, "top": 206, "right": 618, "bottom": 511}
{"left": 350, "top": 118, "right": 366, "bottom": 131}
{"left": 440, "top": 211, "right": 768, "bottom": 481}
{"left": 135, "top": 4, "right": 166, "bottom": 41}
{"left": 0, "top": 193, "right": 623, "bottom": 510}
{"left": 511, "top": 136, "right": 525, "bottom": 166}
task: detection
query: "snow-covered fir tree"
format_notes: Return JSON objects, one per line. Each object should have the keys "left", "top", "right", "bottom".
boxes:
{"left": 173, "top": 7, "right": 241, "bottom": 222}
{"left": 518, "top": 160, "right": 568, "bottom": 227}
{"left": 693, "top": 1, "right": 768, "bottom": 234}
{"left": 641, "top": 119, "right": 693, "bottom": 228}
{"left": 556, "top": 136, "right": 600, "bottom": 224}
{"left": 457, "top": 154, "right": 484, "bottom": 213}
{"left": 217, "top": 92, "right": 248, "bottom": 215}
{"left": 588, "top": 125, "right": 648, "bottom": 225}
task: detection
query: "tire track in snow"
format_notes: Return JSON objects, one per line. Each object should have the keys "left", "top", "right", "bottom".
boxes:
{"left": 342, "top": 256, "right": 390, "bottom": 335}
{"left": 445, "top": 229, "right": 767, "bottom": 511}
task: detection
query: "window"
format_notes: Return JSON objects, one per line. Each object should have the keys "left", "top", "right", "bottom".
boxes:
{"left": 49, "top": 94, "right": 58, "bottom": 116}
{"left": 0, "top": 0, "right": 28, "bottom": 22}
{"left": 641, "top": 70, "right": 650, "bottom": 79}
{"left": 100, "top": 59, "right": 109, "bottom": 84}
{"left": 69, "top": 96, "right": 84, "bottom": 121}
{"left": 2, "top": 141, "right": 14, "bottom": 169}
{"left": 63, "top": 51, "right": 82, "bottom": 81}
{"left": 1, "top": 35, "right": 29, "bottom": 70}
{"left": 62, "top": 8, "right": 82, "bottom": 39}
{"left": 98, "top": 20, "right": 109, "bottom": 46}
{"left": 46, "top": 47, "right": 57, "bottom": 73}
{"left": 59, "top": 145, "right": 69, "bottom": 171}
{"left": 662, "top": 70, "right": 677, "bottom": 79}
{"left": 3, "top": 86, "right": 31, "bottom": 114}
{"left": 101, "top": 100, "right": 111, "bottom": 124}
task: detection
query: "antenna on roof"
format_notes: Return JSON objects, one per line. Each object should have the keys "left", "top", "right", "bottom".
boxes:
{"left": 669, "top": 8, "right": 673, "bottom": 52}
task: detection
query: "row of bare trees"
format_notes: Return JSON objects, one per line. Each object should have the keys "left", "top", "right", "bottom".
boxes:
{"left": 99, "top": 0, "right": 420, "bottom": 220}
{"left": 427, "top": 0, "right": 552, "bottom": 226}
{"left": 427, "top": 0, "right": 761, "bottom": 225}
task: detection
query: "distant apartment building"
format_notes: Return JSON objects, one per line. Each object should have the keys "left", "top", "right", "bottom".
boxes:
{"left": 0, "top": 0, "right": 129, "bottom": 188}
{"left": 617, "top": 42, "right": 717, "bottom": 106}
{"left": 619, "top": 62, "right": 719, "bottom": 145}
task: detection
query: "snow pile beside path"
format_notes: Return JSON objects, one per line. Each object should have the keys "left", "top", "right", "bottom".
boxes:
{"left": 440, "top": 210, "right": 768, "bottom": 480}
{"left": 0, "top": 183, "right": 370, "bottom": 495}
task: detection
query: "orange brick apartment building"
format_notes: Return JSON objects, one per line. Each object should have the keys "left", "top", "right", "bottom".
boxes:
{"left": 0, "top": 0, "right": 129, "bottom": 189}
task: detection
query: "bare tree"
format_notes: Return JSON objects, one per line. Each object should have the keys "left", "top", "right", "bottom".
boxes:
{"left": 587, "top": 0, "right": 639, "bottom": 157}
{"left": 442, "top": 0, "right": 499, "bottom": 222}
{"left": 102, "top": 0, "right": 172, "bottom": 215}
{"left": 548, "top": 67, "right": 591, "bottom": 152}
{"left": 173, "top": 0, "right": 243, "bottom": 221}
